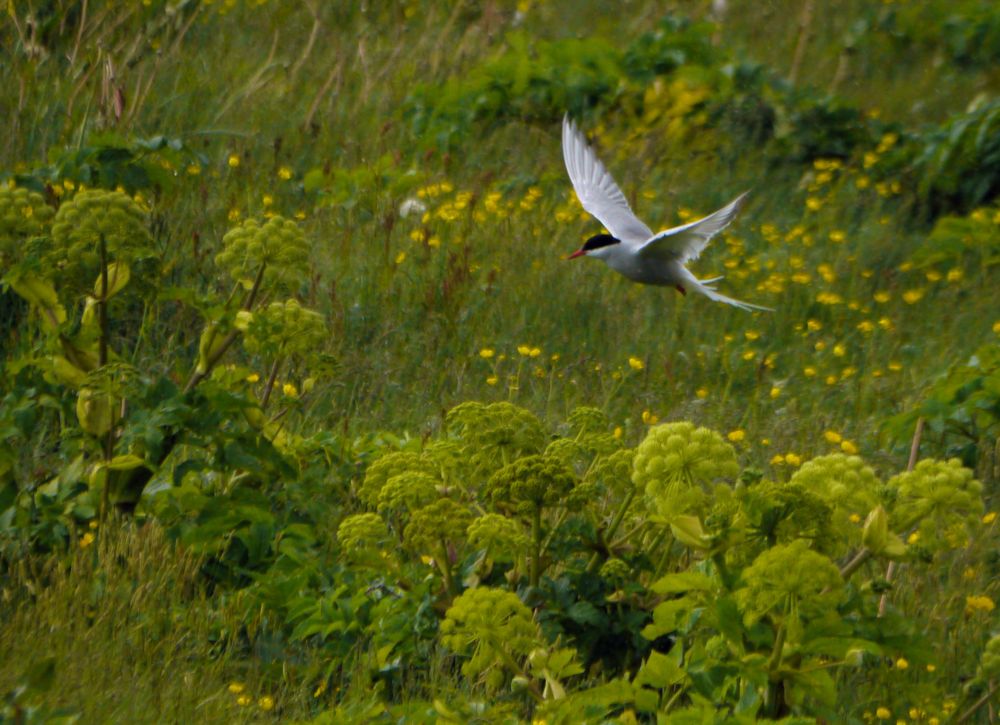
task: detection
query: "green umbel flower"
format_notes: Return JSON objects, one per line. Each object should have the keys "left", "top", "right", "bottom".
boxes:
{"left": 740, "top": 481, "right": 837, "bottom": 555}
{"left": 242, "top": 298, "right": 326, "bottom": 359}
{"left": 790, "top": 453, "right": 880, "bottom": 545}
{"left": 377, "top": 471, "right": 440, "bottom": 516}
{"left": 0, "top": 185, "right": 54, "bottom": 264}
{"left": 215, "top": 215, "right": 309, "bottom": 291}
{"left": 50, "top": 189, "right": 153, "bottom": 287}
{"left": 467, "top": 513, "right": 530, "bottom": 562}
{"left": 445, "top": 401, "right": 547, "bottom": 478}
{"left": 337, "top": 513, "right": 390, "bottom": 551}
{"left": 888, "top": 458, "right": 983, "bottom": 552}
{"left": 599, "top": 558, "right": 631, "bottom": 583}
{"left": 440, "top": 587, "right": 540, "bottom": 686}
{"left": 566, "top": 406, "right": 609, "bottom": 435}
{"left": 737, "top": 540, "right": 845, "bottom": 626}
{"left": 404, "top": 498, "right": 473, "bottom": 553}
{"left": 357, "top": 451, "right": 440, "bottom": 508}
{"left": 980, "top": 634, "right": 1000, "bottom": 680}
{"left": 484, "top": 454, "right": 577, "bottom": 515}
{"left": 633, "top": 422, "right": 739, "bottom": 520}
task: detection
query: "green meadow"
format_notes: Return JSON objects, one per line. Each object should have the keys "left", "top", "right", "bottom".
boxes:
{"left": 1, "top": 1, "right": 999, "bottom": 722}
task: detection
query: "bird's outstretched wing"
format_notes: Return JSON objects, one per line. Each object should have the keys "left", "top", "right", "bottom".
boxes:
{"left": 562, "top": 116, "right": 653, "bottom": 245}
{"left": 636, "top": 192, "right": 749, "bottom": 264}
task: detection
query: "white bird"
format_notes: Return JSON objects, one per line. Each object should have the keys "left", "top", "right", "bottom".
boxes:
{"left": 562, "top": 116, "right": 772, "bottom": 312}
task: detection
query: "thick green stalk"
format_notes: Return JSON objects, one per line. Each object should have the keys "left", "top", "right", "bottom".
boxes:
{"left": 530, "top": 505, "right": 543, "bottom": 589}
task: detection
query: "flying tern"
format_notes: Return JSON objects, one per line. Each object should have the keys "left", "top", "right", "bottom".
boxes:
{"left": 562, "top": 116, "right": 772, "bottom": 312}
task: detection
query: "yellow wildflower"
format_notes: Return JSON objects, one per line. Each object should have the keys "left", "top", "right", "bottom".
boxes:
{"left": 769, "top": 386, "right": 781, "bottom": 399}
{"left": 875, "top": 707, "right": 890, "bottom": 720}
{"left": 395, "top": 251, "right": 406, "bottom": 264}
{"left": 983, "top": 511, "right": 996, "bottom": 524}
{"left": 895, "top": 657, "right": 908, "bottom": 670}
{"left": 902, "top": 288, "right": 925, "bottom": 304}
{"left": 628, "top": 356, "right": 644, "bottom": 371}
{"left": 259, "top": 696, "right": 274, "bottom": 711}
{"left": 246, "top": 373, "right": 260, "bottom": 383}
{"left": 727, "top": 429, "right": 745, "bottom": 443}
{"left": 695, "top": 387, "right": 709, "bottom": 399}
{"left": 823, "top": 430, "right": 842, "bottom": 444}
{"left": 966, "top": 595, "right": 995, "bottom": 614}
{"left": 486, "top": 375, "right": 499, "bottom": 386}
{"left": 282, "top": 382, "right": 299, "bottom": 398}
{"left": 228, "top": 154, "right": 240, "bottom": 168}
{"left": 479, "top": 348, "right": 495, "bottom": 359}
{"left": 80, "top": 532, "right": 95, "bottom": 548}
{"left": 784, "top": 452, "right": 802, "bottom": 466}
{"left": 278, "top": 166, "right": 292, "bottom": 180}
{"left": 229, "top": 683, "right": 246, "bottom": 694}
{"left": 641, "top": 410, "right": 659, "bottom": 425}
{"left": 841, "top": 440, "right": 858, "bottom": 455}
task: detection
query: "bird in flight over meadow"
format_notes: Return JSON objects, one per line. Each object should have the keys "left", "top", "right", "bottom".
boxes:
{"left": 561, "top": 115, "right": 772, "bottom": 312}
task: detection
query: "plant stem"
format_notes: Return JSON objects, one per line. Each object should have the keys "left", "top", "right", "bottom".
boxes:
{"left": 260, "top": 357, "right": 282, "bottom": 409}
{"left": 184, "top": 261, "right": 266, "bottom": 393}
{"left": 954, "top": 680, "right": 999, "bottom": 724}
{"left": 98, "top": 234, "right": 109, "bottom": 367}
{"left": 879, "top": 417, "right": 924, "bottom": 616}
{"left": 839, "top": 547, "right": 873, "bottom": 579}
{"left": 530, "top": 505, "right": 542, "bottom": 589}
{"left": 437, "top": 540, "right": 456, "bottom": 599}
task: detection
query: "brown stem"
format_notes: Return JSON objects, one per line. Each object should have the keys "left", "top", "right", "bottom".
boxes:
{"left": 259, "top": 357, "right": 282, "bottom": 409}
{"left": 839, "top": 547, "right": 873, "bottom": 579}
{"left": 878, "top": 417, "right": 924, "bottom": 616}
{"left": 954, "top": 680, "right": 999, "bottom": 724}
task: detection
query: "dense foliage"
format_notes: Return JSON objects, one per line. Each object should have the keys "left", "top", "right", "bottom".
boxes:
{"left": 1, "top": 1, "right": 998, "bottom": 723}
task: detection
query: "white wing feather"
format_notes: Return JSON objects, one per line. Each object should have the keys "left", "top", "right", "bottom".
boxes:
{"left": 561, "top": 116, "right": 653, "bottom": 245}
{"left": 636, "top": 192, "right": 749, "bottom": 264}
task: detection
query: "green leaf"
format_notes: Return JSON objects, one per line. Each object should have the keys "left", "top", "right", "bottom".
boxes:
{"left": 651, "top": 571, "right": 714, "bottom": 594}
{"left": 566, "top": 600, "right": 604, "bottom": 627}
{"left": 106, "top": 454, "right": 146, "bottom": 471}
{"left": 4, "top": 269, "right": 66, "bottom": 330}
{"left": 636, "top": 650, "right": 686, "bottom": 689}
{"left": 92, "top": 261, "right": 131, "bottom": 300}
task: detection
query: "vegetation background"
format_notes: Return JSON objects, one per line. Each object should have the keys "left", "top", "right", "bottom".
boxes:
{"left": 1, "top": 0, "right": 999, "bottom": 722}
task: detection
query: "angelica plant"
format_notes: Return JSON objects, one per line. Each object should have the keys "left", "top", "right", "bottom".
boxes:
{"left": 404, "top": 497, "right": 473, "bottom": 597}
{"left": 484, "top": 454, "right": 577, "bottom": 588}
{"left": 439, "top": 587, "right": 545, "bottom": 696}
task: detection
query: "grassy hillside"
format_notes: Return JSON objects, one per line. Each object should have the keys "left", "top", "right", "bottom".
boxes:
{"left": 2, "top": 1, "right": 999, "bottom": 722}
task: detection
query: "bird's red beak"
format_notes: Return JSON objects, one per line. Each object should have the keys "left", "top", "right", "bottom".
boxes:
{"left": 567, "top": 249, "right": 586, "bottom": 260}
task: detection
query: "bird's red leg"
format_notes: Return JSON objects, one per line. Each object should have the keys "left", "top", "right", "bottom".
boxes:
{"left": 675, "top": 284, "right": 686, "bottom": 296}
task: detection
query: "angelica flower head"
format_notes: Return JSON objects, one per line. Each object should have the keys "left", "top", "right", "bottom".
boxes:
{"left": 738, "top": 540, "right": 845, "bottom": 627}
{"left": 337, "top": 513, "right": 390, "bottom": 551}
{"left": 467, "top": 513, "right": 530, "bottom": 562}
{"left": 403, "top": 498, "right": 473, "bottom": 553}
{"left": 789, "top": 453, "right": 881, "bottom": 550}
{"left": 484, "top": 454, "right": 578, "bottom": 515}
{"left": 215, "top": 215, "right": 310, "bottom": 291}
{"left": 888, "top": 458, "right": 983, "bottom": 552}
{"left": 357, "top": 451, "right": 439, "bottom": 508}
{"left": 439, "top": 587, "right": 540, "bottom": 686}
{"left": 633, "top": 422, "right": 739, "bottom": 520}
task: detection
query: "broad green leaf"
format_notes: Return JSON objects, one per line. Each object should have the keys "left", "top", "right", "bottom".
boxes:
{"left": 92, "top": 261, "right": 131, "bottom": 300}
{"left": 106, "top": 454, "right": 146, "bottom": 471}
{"left": 651, "top": 571, "right": 714, "bottom": 594}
